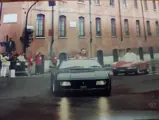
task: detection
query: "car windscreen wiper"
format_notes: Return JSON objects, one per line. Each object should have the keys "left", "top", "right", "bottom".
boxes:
{"left": 89, "top": 66, "right": 101, "bottom": 68}
{"left": 61, "top": 66, "right": 84, "bottom": 69}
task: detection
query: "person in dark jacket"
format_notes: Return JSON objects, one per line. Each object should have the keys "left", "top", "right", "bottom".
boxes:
{"left": 9, "top": 50, "right": 18, "bottom": 70}
{"left": 6, "top": 38, "right": 16, "bottom": 54}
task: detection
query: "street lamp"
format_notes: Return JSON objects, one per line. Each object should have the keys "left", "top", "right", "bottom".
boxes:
{"left": 48, "top": 1, "right": 56, "bottom": 65}
{"left": 24, "top": 1, "right": 39, "bottom": 55}
{"left": 89, "top": 0, "right": 93, "bottom": 57}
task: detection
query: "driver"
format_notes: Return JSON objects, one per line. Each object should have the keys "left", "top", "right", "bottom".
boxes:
{"left": 75, "top": 48, "right": 88, "bottom": 59}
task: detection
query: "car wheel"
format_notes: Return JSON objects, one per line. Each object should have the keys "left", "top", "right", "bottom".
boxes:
{"left": 144, "top": 69, "right": 149, "bottom": 74}
{"left": 113, "top": 71, "right": 118, "bottom": 76}
{"left": 135, "top": 68, "right": 140, "bottom": 75}
{"left": 125, "top": 72, "right": 128, "bottom": 76}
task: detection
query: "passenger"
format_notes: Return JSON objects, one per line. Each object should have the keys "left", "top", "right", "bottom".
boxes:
{"left": 78, "top": 48, "right": 88, "bottom": 59}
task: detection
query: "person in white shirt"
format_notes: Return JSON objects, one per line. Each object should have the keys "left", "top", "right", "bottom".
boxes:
{"left": 124, "top": 48, "right": 139, "bottom": 62}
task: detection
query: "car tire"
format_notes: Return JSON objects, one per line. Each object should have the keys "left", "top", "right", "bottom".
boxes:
{"left": 135, "top": 68, "right": 140, "bottom": 75}
{"left": 125, "top": 72, "right": 128, "bottom": 76}
{"left": 144, "top": 69, "right": 149, "bottom": 74}
{"left": 113, "top": 72, "right": 118, "bottom": 76}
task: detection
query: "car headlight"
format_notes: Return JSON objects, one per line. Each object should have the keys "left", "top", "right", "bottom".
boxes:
{"left": 60, "top": 82, "right": 71, "bottom": 86}
{"left": 96, "top": 81, "right": 106, "bottom": 85}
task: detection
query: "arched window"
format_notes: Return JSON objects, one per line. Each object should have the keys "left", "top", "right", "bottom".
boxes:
{"left": 111, "top": 18, "right": 116, "bottom": 36}
{"left": 59, "top": 15, "right": 66, "bottom": 37}
{"left": 134, "top": 0, "right": 138, "bottom": 8}
{"left": 96, "top": 17, "right": 101, "bottom": 36}
{"left": 144, "top": 0, "right": 148, "bottom": 10}
{"left": 136, "top": 20, "right": 141, "bottom": 36}
{"left": 113, "top": 49, "right": 118, "bottom": 62}
{"left": 153, "top": 0, "right": 156, "bottom": 10}
{"left": 124, "top": 19, "right": 129, "bottom": 36}
{"left": 146, "top": 21, "right": 151, "bottom": 36}
{"left": 138, "top": 47, "right": 144, "bottom": 60}
{"left": 156, "top": 21, "right": 159, "bottom": 36}
{"left": 79, "top": 16, "right": 85, "bottom": 37}
{"left": 36, "top": 14, "right": 45, "bottom": 37}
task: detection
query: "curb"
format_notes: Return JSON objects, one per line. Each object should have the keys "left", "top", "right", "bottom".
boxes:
{"left": 14, "top": 73, "right": 50, "bottom": 78}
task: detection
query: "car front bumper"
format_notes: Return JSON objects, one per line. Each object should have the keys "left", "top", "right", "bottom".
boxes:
{"left": 54, "top": 80, "right": 110, "bottom": 93}
{"left": 59, "top": 87, "right": 106, "bottom": 92}
{"left": 113, "top": 68, "right": 137, "bottom": 74}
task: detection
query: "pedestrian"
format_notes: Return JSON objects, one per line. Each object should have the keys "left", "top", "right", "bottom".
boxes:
{"left": 6, "top": 37, "right": 16, "bottom": 54}
{"left": 27, "top": 54, "right": 34, "bottom": 75}
{"left": 78, "top": 48, "right": 88, "bottom": 59}
{"left": 36, "top": 52, "right": 42, "bottom": 74}
{"left": 52, "top": 55, "right": 57, "bottom": 66}
{"left": 9, "top": 50, "right": 18, "bottom": 78}
{"left": 0, "top": 53, "right": 8, "bottom": 77}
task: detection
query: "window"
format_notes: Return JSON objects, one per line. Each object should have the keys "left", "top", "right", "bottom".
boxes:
{"left": 136, "top": 20, "right": 141, "bottom": 36}
{"left": 96, "top": 17, "right": 101, "bottom": 36}
{"left": 111, "top": 18, "right": 116, "bottom": 36}
{"left": 79, "top": 16, "right": 85, "bottom": 37}
{"left": 110, "top": 0, "right": 114, "bottom": 6}
{"left": 122, "top": 0, "right": 127, "bottom": 7}
{"left": 146, "top": 21, "right": 151, "bottom": 36}
{"left": 134, "top": 0, "right": 138, "bottom": 8}
{"left": 148, "top": 47, "right": 154, "bottom": 59}
{"left": 59, "top": 15, "right": 66, "bottom": 37}
{"left": 153, "top": 0, "right": 156, "bottom": 10}
{"left": 156, "top": 21, "right": 159, "bottom": 36}
{"left": 138, "top": 47, "right": 144, "bottom": 60}
{"left": 124, "top": 19, "right": 129, "bottom": 36}
{"left": 113, "top": 49, "right": 118, "bottom": 62}
{"left": 95, "top": 0, "right": 100, "bottom": 4}
{"left": 144, "top": 0, "right": 148, "bottom": 10}
{"left": 36, "top": 14, "right": 45, "bottom": 37}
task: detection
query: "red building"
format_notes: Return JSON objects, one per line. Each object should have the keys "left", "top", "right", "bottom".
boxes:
{"left": 0, "top": 0, "right": 159, "bottom": 61}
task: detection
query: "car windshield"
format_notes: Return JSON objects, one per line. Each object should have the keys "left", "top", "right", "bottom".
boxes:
{"left": 59, "top": 59, "right": 102, "bottom": 69}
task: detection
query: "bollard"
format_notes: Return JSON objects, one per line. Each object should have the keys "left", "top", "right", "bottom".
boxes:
{"left": 97, "top": 50, "right": 104, "bottom": 66}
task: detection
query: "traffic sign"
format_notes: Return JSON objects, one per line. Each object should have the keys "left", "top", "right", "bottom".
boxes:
{"left": 48, "top": 1, "right": 56, "bottom": 6}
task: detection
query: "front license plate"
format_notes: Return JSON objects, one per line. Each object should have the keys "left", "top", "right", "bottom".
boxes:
{"left": 80, "top": 86, "right": 87, "bottom": 89}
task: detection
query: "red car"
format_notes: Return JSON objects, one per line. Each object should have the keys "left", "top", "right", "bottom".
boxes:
{"left": 112, "top": 60, "right": 149, "bottom": 75}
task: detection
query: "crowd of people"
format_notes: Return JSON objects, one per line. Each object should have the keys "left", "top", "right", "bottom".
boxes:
{"left": 0, "top": 35, "right": 89, "bottom": 78}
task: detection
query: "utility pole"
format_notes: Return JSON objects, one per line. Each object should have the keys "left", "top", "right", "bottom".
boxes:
{"left": 50, "top": 5, "right": 54, "bottom": 58}
{"left": 89, "top": 0, "right": 93, "bottom": 57}
{"left": 24, "top": 1, "right": 38, "bottom": 55}
{"left": 118, "top": 0, "right": 123, "bottom": 41}
{"left": 141, "top": 0, "right": 147, "bottom": 41}
{"left": 48, "top": 1, "right": 56, "bottom": 65}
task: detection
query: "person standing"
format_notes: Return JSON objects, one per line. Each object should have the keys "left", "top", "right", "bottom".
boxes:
{"left": 0, "top": 53, "right": 8, "bottom": 77}
{"left": 36, "top": 52, "right": 42, "bottom": 74}
{"left": 77, "top": 48, "right": 88, "bottom": 59}
{"left": 27, "top": 54, "right": 34, "bottom": 75}
{"left": 6, "top": 38, "right": 16, "bottom": 54}
{"left": 9, "top": 50, "right": 18, "bottom": 77}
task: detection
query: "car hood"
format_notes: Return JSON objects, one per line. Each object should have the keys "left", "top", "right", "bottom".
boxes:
{"left": 120, "top": 63, "right": 132, "bottom": 67}
{"left": 57, "top": 69, "right": 109, "bottom": 80}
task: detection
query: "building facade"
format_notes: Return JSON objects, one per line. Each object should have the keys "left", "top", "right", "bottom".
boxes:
{"left": 0, "top": 0, "right": 159, "bottom": 61}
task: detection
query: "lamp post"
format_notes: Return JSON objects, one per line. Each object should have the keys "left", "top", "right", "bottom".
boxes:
{"left": 48, "top": 1, "right": 56, "bottom": 64}
{"left": 89, "top": 0, "right": 92, "bottom": 57}
{"left": 24, "top": 1, "right": 38, "bottom": 55}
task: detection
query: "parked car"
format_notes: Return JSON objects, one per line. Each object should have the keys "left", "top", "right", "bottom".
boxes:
{"left": 112, "top": 60, "right": 149, "bottom": 76}
{"left": 50, "top": 59, "right": 112, "bottom": 96}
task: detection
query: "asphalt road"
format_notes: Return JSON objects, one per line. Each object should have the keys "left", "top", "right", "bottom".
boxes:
{"left": 0, "top": 74, "right": 159, "bottom": 120}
